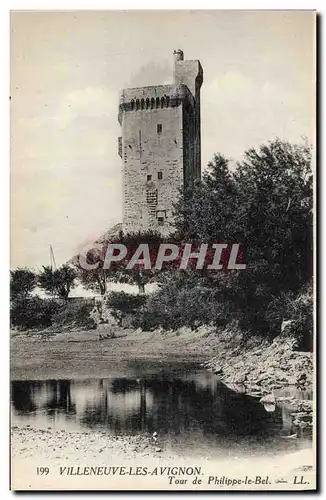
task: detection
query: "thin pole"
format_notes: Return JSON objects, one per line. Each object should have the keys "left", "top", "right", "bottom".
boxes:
{"left": 50, "top": 245, "right": 57, "bottom": 270}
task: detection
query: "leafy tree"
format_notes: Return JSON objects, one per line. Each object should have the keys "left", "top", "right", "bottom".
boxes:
{"left": 172, "top": 138, "right": 313, "bottom": 336}
{"left": 174, "top": 153, "right": 237, "bottom": 241}
{"left": 38, "top": 265, "right": 77, "bottom": 299}
{"left": 77, "top": 249, "right": 108, "bottom": 296}
{"left": 232, "top": 139, "right": 312, "bottom": 333}
{"left": 76, "top": 230, "right": 167, "bottom": 295}
{"left": 10, "top": 268, "right": 36, "bottom": 300}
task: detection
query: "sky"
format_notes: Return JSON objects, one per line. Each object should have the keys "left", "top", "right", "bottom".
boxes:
{"left": 10, "top": 10, "right": 315, "bottom": 269}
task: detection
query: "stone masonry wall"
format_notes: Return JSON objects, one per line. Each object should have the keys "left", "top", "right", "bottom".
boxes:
{"left": 118, "top": 53, "right": 202, "bottom": 235}
{"left": 121, "top": 101, "right": 184, "bottom": 235}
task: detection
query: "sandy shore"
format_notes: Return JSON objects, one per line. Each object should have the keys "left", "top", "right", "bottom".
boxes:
{"left": 11, "top": 424, "right": 315, "bottom": 491}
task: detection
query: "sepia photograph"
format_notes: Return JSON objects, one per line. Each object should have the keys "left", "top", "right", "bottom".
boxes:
{"left": 10, "top": 9, "right": 316, "bottom": 491}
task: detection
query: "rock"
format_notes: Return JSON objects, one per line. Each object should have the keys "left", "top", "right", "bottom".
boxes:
{"left": 155, "top": 448, "right": 162, "bottom": 453}
{"left": 249, "top": 391, "right": 263, "bottom": 398}
{"left": 214, "top": 366, "right": 223, "bottom": 375}
{"left": 245, "top": 384, "right": 261, "bottom": 392}
{"left": 230, "top": 373, "right": 247, "bottom": 384}
{"left": 260, "top": 393, "right": 276, "bottom": 405}
{"left": 263, "top": 403, "right": 276, "bottom": 412}
{"left": 297, "top": 373, "right": 307, "bottom": 384}
{"left": 253, "top": 349, "right": 263, "bottom": 356}
{"left": 281, "top": 433, "right": 297, "bottom": 439}
{"left": 268, "top": 383, "right": 284, "bottom": 390}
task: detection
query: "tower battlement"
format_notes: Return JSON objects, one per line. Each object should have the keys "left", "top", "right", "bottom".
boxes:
{"left": 118, "top": 84, "right": 195, "bottom": 125}
{"left": 118, "top": 51, "right": 203, "bottom": 235}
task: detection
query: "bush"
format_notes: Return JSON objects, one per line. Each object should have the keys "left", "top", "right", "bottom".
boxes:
{"left": 51, "top": 300, "right": 96, "bottom": 329}
{"left": 10, "top": 296, "right": 61, "bottom": 330}
{"left": 283, "top": 285, "right": 313, "bottom": 351}
{"left": 105, "top": 292, "right": 147, "bottom": 314}
{"left": 133, "top": 274, "right": 233, "bottom": 331}
{"left": 10, "top": 296, "right": 96, "bottom": 331}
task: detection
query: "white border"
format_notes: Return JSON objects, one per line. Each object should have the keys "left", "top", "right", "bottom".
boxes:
{"left": 2, "top": 3, "right": 323, "bottom": 499}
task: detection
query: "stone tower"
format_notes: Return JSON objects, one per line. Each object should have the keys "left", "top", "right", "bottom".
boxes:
{"left": 118, "top": 50, "right": 203, "bottom": 235}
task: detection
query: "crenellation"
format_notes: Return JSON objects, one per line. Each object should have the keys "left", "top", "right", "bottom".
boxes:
{"left": 118, "top": 51, "right": 202, "bottom": 235}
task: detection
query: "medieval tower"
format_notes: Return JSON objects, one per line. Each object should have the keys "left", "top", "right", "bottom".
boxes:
{"left": 118, "top": 50, "right": 203, "bottom": 234}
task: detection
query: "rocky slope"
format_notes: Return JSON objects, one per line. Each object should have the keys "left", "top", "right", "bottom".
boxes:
{"left": 203, "top": 335, "right": 314, "bottom": 432}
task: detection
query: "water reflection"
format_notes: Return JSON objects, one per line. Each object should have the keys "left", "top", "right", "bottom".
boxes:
{"left": 11, "top": 362, "right": 312, "bottom": 454}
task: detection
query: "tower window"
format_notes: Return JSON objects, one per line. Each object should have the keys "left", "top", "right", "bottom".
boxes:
{"left": 147, "top": 174, "right": 152, "bottom": 181}
{"left": 157, "top": 124, "right": 162, "bottom": 134}
{"left": 158, "top": 171, "right": 163, "bottom": 180}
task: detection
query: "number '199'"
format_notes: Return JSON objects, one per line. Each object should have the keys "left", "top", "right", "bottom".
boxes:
{"left": 36, "top": 467, "right": 49, "bottom": 475}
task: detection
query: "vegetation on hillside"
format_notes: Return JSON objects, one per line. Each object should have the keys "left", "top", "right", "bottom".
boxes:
{"left": 10, "top": 139, "right": 313, "bottom": 350}
{"left": 133, "top": 139, "right": 313, "bottom": 349}
{"left": 10, "top": 264, "right": 80, "bottom": 330}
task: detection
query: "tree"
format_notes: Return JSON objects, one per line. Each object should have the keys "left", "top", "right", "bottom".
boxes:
{"left": 173, "top": 153, "right": 237, "bottom": 241}
{"left": 76, "top": 230, "right": 166, "bottom": 295}
{"left": 38, "top": 265, "right": 77, "bottom": 299}
{"left": 172, "top": 138, "right": 313, "bottom": 336}
{"left": 10, "top": 268, "right": 36, "bottom": 300}
{"left": 232, "top": 139, "right": 312, "bottom": 332}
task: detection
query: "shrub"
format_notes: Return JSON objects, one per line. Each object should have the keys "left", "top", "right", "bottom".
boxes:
{"left": 133, "top": 273, "right": 233, "bottom": 331}
{"left": 105, "top": 291, "right": 147, "bottom": 314}
{"left": 51, "top": 300, "right": 96, "bottom": 329}
{"left": 283, "top": 285, "right": 313, "bottom": 351}
{"left": 10, "top": 296, "right": 96, "bottom": 331}
{"left": 10, "top": 296, "right": 61, "bottom": 330}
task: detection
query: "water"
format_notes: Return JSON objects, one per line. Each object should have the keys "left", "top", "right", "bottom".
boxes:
{"left": 11, "top": 360, "right": 312, "bottom": 458}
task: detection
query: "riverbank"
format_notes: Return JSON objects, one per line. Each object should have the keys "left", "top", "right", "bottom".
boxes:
{"left": 11, "top": 424, "right": 315, "bottom": 490}
{"left": 203, "top": 332, "right": 313, "bottom": 430}
{"left": 11, "top": 325, "right": 313, "bottom": 391}
{"left": 10, "top": 325, "right": 220, "bottom": 380}
{"left": 11, "top": 325, "right": 314, "bottom": 431}
{"left": 203, "top": 334, "right": 313, "bottom": 393}
{"left": 11, "top": 326, "right": 315, "bottom": 490}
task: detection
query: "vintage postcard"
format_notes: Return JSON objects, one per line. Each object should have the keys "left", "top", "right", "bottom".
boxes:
{"left": 10, "top": 10, "right": 316, "bottom": 491}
